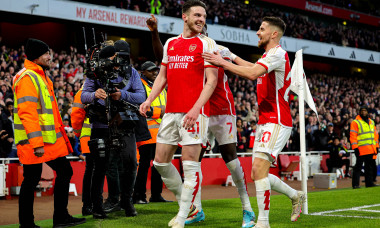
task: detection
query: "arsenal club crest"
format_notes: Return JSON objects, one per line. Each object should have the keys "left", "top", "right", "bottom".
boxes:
{"left": 189, "top": 44, "right": 197, "bottom": 52}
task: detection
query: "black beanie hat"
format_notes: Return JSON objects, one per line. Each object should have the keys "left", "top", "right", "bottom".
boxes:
{"left": 25, "top": 38, "right": 50, "bottom": 61}
{"left": 114, "top": 40, "right": 130, "bottom": 56}
{"left": 359, "top": 106, "right": 368, "bottom": 112}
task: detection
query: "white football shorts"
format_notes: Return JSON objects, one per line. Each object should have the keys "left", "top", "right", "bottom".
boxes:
{"left": 252, "top": 123, "right": 292, "bottom": 162}
{"left": 207, "top": 115, "right": 237, "bottom": 148}
{"left": 157, "top": 113, "right": 208, "bottom": 147}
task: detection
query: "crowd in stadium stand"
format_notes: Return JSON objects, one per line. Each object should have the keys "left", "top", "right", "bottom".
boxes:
{"left": 163, "top": 0, "right": 380, "bottom": 51}
{"left": 73, "top": 0, "right": 380, "bottom": 52}
{"left": 312, "top": 0, "right": 380, "bottom": 16}
{"left": 1, "top": 39, "right": 380, "bottom": 157}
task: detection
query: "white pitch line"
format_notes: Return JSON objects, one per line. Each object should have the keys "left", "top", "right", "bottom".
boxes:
{"left": 318, "top": 214, "right": 380, "bottom": 219}
{"left": 358, "top": 209, "right": 380, "bottom": 213}
{"left": 309, "top": 203, "right": 380, "bottom": 219}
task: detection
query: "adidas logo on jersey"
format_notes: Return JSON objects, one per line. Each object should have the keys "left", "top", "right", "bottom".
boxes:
{"left": 259, "top": 143, "right": 265, "bottom": 148}
{"left": 169, "top": 46, "right": 174, "bottom": 51}
{"left": 229, "top": 134, "right": 234, "bottom": 139}
{"left": 194, "top": 135, "right": 199, "bottom": 139}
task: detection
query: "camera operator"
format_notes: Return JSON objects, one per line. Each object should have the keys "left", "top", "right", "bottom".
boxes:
{"left": 81, "top": 40, "right": 146, "bottom": 219}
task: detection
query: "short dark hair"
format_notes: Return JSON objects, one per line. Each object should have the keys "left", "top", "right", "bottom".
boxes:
{"left": 262, "top": 16, "right": 286, "bottom": 35}
{"left": 6, "top": 101, "right": 13, "bottom": 107}
{"left": 182, "top": 0, "right": 206, "bottom": 14}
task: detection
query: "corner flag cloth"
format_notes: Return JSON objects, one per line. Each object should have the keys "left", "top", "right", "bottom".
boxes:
{"left": 289, "top": 49, "right": 319, "bottom": 118}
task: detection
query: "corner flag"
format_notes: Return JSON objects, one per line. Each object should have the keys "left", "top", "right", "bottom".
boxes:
{"left": 289, "top": 50, "right": 319, "bottom": 118}
{"left": 288, "top": 49, "right": 319, "bottom": 215}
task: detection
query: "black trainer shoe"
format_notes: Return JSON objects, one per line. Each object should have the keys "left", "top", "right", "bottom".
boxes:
{"left": 93, "top": 210, "right": 108, "bottom": 219}
{"left": 366, "top": 183, "right": 379, "bottom": 187}
{"left": 125, "top": 201, "right": 137, "bottom": 217}
{"left": 19, "top": 224, "right": 41, "bottom": 228}
{"left": 149, "top": 195, "right": 173, "bottom": 203}
{"left": 53, "top": 215, "right": 86, "bottom": 228}
{"left": 103, "top": 200, "right": 121, "bottom": 213}
{"left": 82, "top": 206, "right": 93, "bottom": 216}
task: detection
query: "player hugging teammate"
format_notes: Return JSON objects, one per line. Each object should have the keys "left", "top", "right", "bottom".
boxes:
{"left": 140, "top": 1, "right": 305, "bottom": 228}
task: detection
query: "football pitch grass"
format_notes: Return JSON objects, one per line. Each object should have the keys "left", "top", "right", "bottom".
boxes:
{"left": 3, "top": 187, "right": 380, "bottom": 228}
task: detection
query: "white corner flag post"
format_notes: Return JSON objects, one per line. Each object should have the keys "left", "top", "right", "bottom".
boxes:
{"left": 290, "top": 49, "right": 319, "bottom": 215}
{"left": 291, "top": 49, "right": 309, "bottom": 214}
{"left": 294, "top": 50, "right": 308, "bottom": 215}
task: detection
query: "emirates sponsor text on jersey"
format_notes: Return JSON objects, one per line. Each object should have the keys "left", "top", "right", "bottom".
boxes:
{"left": 167, "top": 55, "right": 195, "bottom": 69}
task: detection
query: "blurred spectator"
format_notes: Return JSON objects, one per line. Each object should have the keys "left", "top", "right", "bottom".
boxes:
{"left": 313, "top": 0, "right": 380, "bottom": 17}
{"left": 327, "top": 137, "right": 351, "bottom": 177}
{"left": 63, "top": 116, "right": 76, "bottom": 151}
{"left": 246, "top": 121, "right": 257, "bottom": 151}
{"left": 150, "top": 0, "right": 162, "bottom": 14}
{"left": 236, "top": 118, "right": 246, "bottom": 152}
{"left": 0, "top": 103, "right": 14, "bottom": 158}
{"left": 1, "top": 83, "right": 13, "bottom": 101}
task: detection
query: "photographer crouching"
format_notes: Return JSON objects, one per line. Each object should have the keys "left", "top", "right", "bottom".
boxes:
{"left": 81, "top": 40, "right": 145, "bottom": 219}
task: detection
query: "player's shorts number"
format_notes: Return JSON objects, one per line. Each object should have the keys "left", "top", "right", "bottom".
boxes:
{"left": 226, "top": 122, "right": 233, "bottom": 134}
{"left": 187, "top": 121, "right": 200, "bottom": 134}
{"left": 261, "top": 131, "right": 271, "bottom": 143}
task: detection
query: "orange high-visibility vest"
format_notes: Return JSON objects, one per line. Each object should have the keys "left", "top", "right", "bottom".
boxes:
{"left": 71, "top": 89, "right": 91, "bottom": 153}
{"left": 350, "top": 115, "right": 379, "bottom": 156}
{"left": 12, "top": 59, "right": 71, "bottom": 164}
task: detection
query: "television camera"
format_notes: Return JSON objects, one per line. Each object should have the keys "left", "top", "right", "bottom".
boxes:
{"left": 83, "top": 28, "right": 139, "bottom": 153}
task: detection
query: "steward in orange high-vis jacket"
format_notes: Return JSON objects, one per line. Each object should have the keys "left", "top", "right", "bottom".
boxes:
{"left": 350, "top": 106, "right": 379, "bottom": 188}
{"left": 14, "top": 38, "right": 86, "bottom": 227}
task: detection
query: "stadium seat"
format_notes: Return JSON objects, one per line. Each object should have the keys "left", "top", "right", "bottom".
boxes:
{"left": 278, "top": 155, "right": 299, "bottom": 180}
{"left": 320, "top": 154, "right": 330, "bottom": 173}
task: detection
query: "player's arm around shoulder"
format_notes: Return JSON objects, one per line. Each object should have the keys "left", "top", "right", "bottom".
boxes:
{"left": 202, "top": 51, "right": 266, "bottom": 81}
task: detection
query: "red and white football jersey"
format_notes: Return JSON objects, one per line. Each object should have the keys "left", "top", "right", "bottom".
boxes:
{"left": 161, "top": 34, "right": 218, "bottom": 116}
{"left": 256, "top": 45, "right": 292, "bottom": 127}
{"left": 209, "top": 45, "right": 236, "bottom": 116}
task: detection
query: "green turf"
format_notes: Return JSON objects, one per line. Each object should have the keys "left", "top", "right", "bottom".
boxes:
{"left": 3, "top": 187, "right": 380, "bottom": 227}
{"left": 369, "top": 206, "right": 380, "bottom": 210}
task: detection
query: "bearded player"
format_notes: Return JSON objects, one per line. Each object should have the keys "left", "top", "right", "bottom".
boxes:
{"left": 140, "top": 1, "right": 218, "bottom": 227}
{"left": 203, "top": 16, "right": 305, "bottom": 228}
{"left": 186, "top": 25, "right": 256, "bottom": 228}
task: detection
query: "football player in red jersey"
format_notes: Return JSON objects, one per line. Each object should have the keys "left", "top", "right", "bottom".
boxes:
{"left": 185, "top": 25, "right": 256, "bottom": 228}
{"left": 145, "top": 16, "right": 255, "bottom": 228}
{"left": 140, "top": 1, "right": 218, "bottom": 227}
{"left": 203, "top": 17, "right": 305, "bottom": 228}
